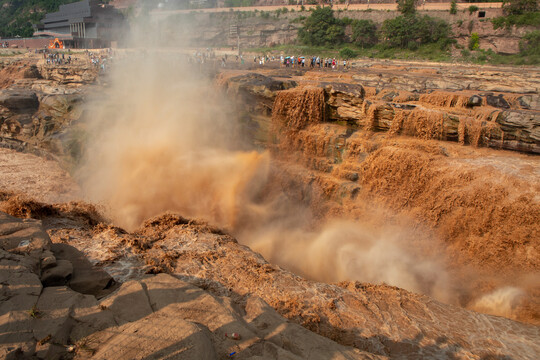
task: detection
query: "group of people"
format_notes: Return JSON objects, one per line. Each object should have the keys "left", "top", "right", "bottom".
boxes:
{"left": 44, "top": 52, "right": 71, "bottom": 65}
{"left": 279, "top": 55, "right": 347, "bottom": 69}
{"left": 1, "top": 42, "right": 9, "bottom": 48}
{"left": 87, "top": 49, "right": 112, "bottom": 72}
{"left": 174, "top": 48, "right": 353, "bottom": 71}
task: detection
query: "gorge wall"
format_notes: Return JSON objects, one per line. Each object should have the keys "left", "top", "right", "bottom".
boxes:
{"left": 219, "top": 63, "right": 539, "bottom": 324}
{"left": 152, "top": 8, "right": 532, "bottom": 54}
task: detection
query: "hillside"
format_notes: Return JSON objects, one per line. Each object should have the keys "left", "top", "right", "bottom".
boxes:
{"left": 0, "top": 0, "right": 80, "bottom": 38}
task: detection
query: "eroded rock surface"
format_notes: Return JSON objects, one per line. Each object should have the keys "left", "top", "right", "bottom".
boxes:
{"left": 0, "top": 211, "right": 382, "bottom": 359}
{"left": 35, "top": 212, "right": 540, "bottom": 360}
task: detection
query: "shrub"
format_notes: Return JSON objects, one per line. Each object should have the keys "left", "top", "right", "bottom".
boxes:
{"left": 519, "top": 30, "right": 540, "bottom": 55}
{"left": 491, "top": 12, "right": 540, "bottom": 29}
{"left": 468, "top": 5, "right": 479, "bottom": 14}
{"left": 450, "top": 0, "right": 457, "bottom": 15}
{"left": 469, "top": 32, "right": 480, "bottom": 50}
{"left": 341, "top": 17, "right": 354, "bottom": 26}
{"left": 339, "top": 47, "right": 357, "bottom": 59}
{"left": 407, "top": 41, "right": 419, "bottom": 51}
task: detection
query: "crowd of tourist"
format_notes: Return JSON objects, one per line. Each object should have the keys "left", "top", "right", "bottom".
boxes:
{"left": 215, "top": 52, "right": 349, "bottom": 70}
{"left": 44, "top": 52, "right": 71, "bottom": 65}
{"left": 87, "top": 49, "right": 112, "bottom": 71}
{"left": 41, "top": 48, "right": 113, "bottom": 73}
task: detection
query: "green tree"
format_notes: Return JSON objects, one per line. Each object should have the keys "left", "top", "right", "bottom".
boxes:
{"left": 381, "top": 14, "right": 450, "bottom": 48}
{"left": 339, "top": 47, "right": 357, "bottom": 59}
{"left": 298, "top": 6, "right": 345, "bottom": 46}
{"left": 351, "top": 19, "right": 377, "bottom": 47}
{"left": 502, "top": 0, "right": 538, "bottom": 15}
{"left": 0, "top": 0, "right": 81, "bottom": 37}
{"left": 450, "top": 0, "right": 457, "bottom": 15}
{"left": 397, "top": 0, "right": 418, "bottom": 16}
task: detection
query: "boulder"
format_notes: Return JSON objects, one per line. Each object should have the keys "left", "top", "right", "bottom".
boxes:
{"left": 40, "top": 259, "right": 73, "bottom": 287}
{"left": 0, "top": 90, "right": 39, "bottom": 113}
{"left": 467, "top": 95, "right": 482, "bottom": 107}
{"left": 51, "top": 243, "right": 115, "bottom": 298}
{"left": 486, "top": 94, "right": 510, "bottom": 109}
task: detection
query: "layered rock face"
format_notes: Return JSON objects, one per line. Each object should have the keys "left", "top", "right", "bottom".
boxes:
{"left": 0, "top": 56, "right": 98, "bottom": 163}
{"left": 222, "top": 65, "right": 539, "bottom": 154}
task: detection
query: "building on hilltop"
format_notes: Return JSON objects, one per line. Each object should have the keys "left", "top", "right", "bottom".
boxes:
{"left": 33, "top": 0, "right": 126, "bottom": 49}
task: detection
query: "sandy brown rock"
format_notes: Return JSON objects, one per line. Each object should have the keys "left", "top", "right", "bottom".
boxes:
{"left": 75, "top": 214, "right": 538, "bottom": 360}
{"left": 37, "top": 63, "right": 98, "bottom": 85}
{"left": 83, "top": 273, "right": 376, "bottom": 360}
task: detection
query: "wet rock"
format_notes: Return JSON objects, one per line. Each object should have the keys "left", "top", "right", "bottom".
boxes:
{"left": 0, "top": 90, "right": 39, "bottom": 113}
{"left": 486, "top": 94, "right": 510, "bottom": 109}
{"left": 467, "top": 95, "right": 482, "bottom": 107}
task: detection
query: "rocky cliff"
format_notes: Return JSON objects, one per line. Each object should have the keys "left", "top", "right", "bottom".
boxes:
{"left": 153, "top": 8, "right": 532, "bottom": 54}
